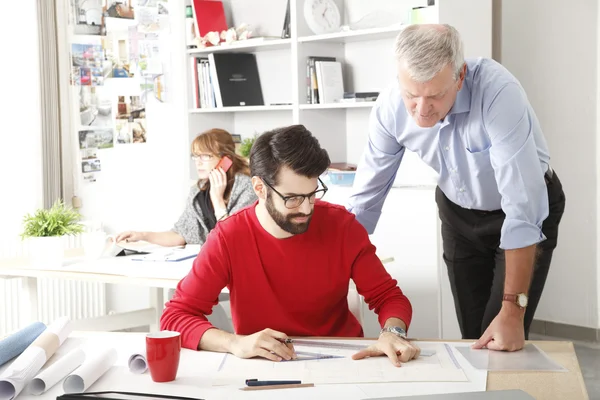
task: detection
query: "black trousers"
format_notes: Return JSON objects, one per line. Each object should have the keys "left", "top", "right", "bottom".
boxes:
{"left": 435, "top": 169, "right": 566, "bottom": 340}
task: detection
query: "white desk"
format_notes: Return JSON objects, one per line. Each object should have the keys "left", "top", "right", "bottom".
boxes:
{"left": 1, "top": 332, "right": 588, "bottom": 400}
{"left": 0, "top": 251, "right": 199, "bottom": 332}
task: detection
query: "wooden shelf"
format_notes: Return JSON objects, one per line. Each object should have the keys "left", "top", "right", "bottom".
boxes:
{"left": 297, "top": 25, "right": 404, "bottom": 44}
{"left": 187, "top": 38, "right": 292, "bottom": 55}
{"left": 189, "top": 105, "right": 293, "bottom": 113}
{"left": 299, "top": 102, "right": 376, "bottom": 110}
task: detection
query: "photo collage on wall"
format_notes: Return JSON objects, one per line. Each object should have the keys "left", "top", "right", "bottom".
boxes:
{"left": 69, "top": 0, "right": 168, "bottom": 183}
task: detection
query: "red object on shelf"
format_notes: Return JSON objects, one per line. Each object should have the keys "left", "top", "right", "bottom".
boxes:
{"left": 190, "top": 0, "right": 228, "bottom": 38}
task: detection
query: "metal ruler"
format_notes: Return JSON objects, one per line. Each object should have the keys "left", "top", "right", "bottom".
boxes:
{"left": 288, "top": 339, "right": 371, "bottom": 351}
{"left": 289, "top": 339, "right": 436, "bottom": 357}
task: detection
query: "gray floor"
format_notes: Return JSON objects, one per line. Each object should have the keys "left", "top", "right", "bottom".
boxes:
{"left": 531, "top": 334, "right": 600, "bottom": 399}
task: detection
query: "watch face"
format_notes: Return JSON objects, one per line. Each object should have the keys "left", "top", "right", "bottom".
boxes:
{"left": 517, "top": 293, "right": 528, "bottom": 307}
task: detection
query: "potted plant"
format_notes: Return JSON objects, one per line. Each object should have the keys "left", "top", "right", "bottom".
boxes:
{"left": 21, "top": 200, "right": 84, "bottom": 267}
{"left": 239, "top": 134, "right": 258, "bottom": 159}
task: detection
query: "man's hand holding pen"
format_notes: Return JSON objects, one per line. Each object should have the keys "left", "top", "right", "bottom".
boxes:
{"left": 228, "top": 328, "right": 297, "bottom": 361}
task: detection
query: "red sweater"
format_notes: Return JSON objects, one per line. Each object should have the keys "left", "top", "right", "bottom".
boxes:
{"left": 160, "top": 201, "right": 412, "bottom": 350}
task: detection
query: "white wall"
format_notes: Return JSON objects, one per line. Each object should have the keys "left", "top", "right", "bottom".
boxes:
{"left": 0, "top": 0, "right": 43, "bottom": 240}
{"left": 597, "top": 0, "right": 600, "bottom": 329}
{"left": 499, "top": 0, "right": 599, "bottom": 328}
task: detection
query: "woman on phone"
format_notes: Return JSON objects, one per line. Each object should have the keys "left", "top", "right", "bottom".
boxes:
{"left": 116, "top": 128, "right": 257, "bottom": 246}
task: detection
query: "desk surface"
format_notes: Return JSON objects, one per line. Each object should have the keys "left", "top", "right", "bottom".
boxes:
{"left": 0, "top": 250, "right": 192, "bottom": 288}
{"left": 1, "top": 332, "right": 588, "bottom": 400}
{"left": 487, "top": 340, "right": 588, "bottom": 399}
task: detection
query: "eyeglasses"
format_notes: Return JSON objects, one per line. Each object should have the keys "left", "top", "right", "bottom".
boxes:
{"left": 262, "top": 177, "right": 328, "bottom": 209}
{"left": 191, "top": 153, "right": 214, "bottom": 162}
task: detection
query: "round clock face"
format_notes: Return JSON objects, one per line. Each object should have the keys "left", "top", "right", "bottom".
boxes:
{"left": 304, "top": 0, "right": 341, "bottom": 35}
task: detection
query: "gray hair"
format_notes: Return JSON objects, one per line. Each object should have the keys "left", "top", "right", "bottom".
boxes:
{"left": 394, "top": 24, "right": 465, "bottom": 82}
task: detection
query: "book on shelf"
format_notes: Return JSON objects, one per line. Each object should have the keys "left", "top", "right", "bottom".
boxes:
{"left": 190, "top": 57, "right": 216, "bottom": 109}
{"left": 306, "top": 56, "right": 336, "bottom": 104}
{"left": 281, "top": 0, "right": 291, "bottom": 38}
{"left": 190, "top": 0, "right": 227, "bottom": 38}
{"left": 208, "top": 53, "right": 264, "bottom": 107}
{"left": 314, "top": 61, "right": 344, "bottom": 104}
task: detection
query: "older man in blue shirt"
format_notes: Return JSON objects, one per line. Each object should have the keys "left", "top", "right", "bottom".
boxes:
{"left": 348, "top": 24, "right": 565, "bottom": 351}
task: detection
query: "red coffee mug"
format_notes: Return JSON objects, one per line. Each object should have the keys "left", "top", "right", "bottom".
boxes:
{"left": 146, "top": 331, "right": 181, "bottom": 382}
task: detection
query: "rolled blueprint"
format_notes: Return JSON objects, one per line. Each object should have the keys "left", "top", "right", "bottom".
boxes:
{"left": 127, "top": 346, "right": 147, "bottom": 374}
{"left": 63, "top": 348, "right": 117, "bottom": 393}
{"left": 0, "top": 322, "right": 46, "bottom": 367}
{"left": 28, "top": 348, "right": 85, "bottom": 395}
{"left": 0, "top": 317, "right": 71, "bottom": 400}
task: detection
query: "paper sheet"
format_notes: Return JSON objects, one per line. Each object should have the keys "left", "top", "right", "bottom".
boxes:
{"left": 127, "top": 345, "right": 148, "bottom": 374}
{"left": 455, "top": 343, "right": 567, "bottom": 371}
{"left": 0, "top": 322, "right": 46, "bottom": 367}
{"left": 28, "top": 348, "right": 85, "bottom": 395}
{"left": 0, "top": 317, "right": 71, "bottom": 400}
{"left": 63, "top": 347, "right": 117, "bottom": 393}
{"left": 213, "top": 341, "right": 467, "bottom": 386}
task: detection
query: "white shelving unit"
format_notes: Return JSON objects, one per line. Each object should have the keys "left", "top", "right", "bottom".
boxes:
{"left": 180, "top": 0, "right": 492, "bottom": 183}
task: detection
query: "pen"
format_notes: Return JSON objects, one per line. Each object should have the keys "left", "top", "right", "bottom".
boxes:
{"left": 246, "top": 379, "right": 301, "bottom": 386}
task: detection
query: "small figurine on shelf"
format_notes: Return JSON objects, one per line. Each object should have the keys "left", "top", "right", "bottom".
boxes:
{"left": 192, "top": 23, "right": 254, "bottom": 49}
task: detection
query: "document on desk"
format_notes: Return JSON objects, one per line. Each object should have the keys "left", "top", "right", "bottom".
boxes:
{"left": 213, "top": 341, "right": 468, "bottom": 386}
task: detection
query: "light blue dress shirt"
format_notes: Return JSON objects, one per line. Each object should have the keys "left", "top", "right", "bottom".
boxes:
{"left": 348, "top": 58, "right": 551, "bottom": 250}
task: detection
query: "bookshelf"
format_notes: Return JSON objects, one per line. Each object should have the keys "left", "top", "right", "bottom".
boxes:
{"left": 180, "top": 0, "right": 493, "bottom": 183}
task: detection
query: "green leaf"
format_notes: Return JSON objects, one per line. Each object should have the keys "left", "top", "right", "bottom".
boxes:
{"left": 20, "top": 199, "right": 84, "bottom": 239}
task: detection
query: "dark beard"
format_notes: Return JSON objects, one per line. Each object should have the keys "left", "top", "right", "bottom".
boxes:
{"left": 265, "top": 192, "right": 312, "bottom": 235}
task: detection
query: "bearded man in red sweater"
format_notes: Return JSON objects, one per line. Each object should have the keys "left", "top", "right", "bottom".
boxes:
{"left": 160, "top": 124, "right": 420, "bottom": 366}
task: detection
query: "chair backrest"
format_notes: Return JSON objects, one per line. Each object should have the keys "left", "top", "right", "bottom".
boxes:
{"left": 347, "top": 281, "right": 364, "bottom": 326}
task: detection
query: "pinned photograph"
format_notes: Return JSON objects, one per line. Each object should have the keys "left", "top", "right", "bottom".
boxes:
{"left": 79, "top": 128, "right": 114, "bottom": 149}
{"left": 131, "top": 119, "right": 147, "bottom": 143}
{"left": 83, "top": 173, "right": 97, "bottom": 183}
{"left": 102, "top": 32, "right": 135, "bottom": 78}
{"left": 80, "top": 86, "right": 112, "bottom": 127}
{"left": 116, "top": 95, "right": 145, "bottom": 120}
{"left": 81, "top": 148, "right": 98, "bottom": 160}
{"left": 158, "top": 1, "right": 168, "bottom": 15}
{"left": 115, "top": 120, "right": 132, "bottom": 144}
{"left": 104, "top": 0, "right": 135, "bottom": 19}
{"left": 72, "top": 0, "right": 105, "bottom": 35}
{"left": 82, "top": 159, "right": 102, "bottom": 173}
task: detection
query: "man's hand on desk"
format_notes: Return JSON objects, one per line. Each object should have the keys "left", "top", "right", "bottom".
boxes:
{"left": 472, "top": 304, "right": 525, "bottom": 352}
{"left": 351, "top": 333, "right": 420, "bottom": 367}
{"left": 229, "top": 328, "right": 297, "bottom": 362}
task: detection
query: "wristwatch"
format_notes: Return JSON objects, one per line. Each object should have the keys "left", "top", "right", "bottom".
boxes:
{"left": 503, "top": 292, "right": 529, "bottom": 309}
{"left": 379, "top": 326, "right": 407, "bottom": 339}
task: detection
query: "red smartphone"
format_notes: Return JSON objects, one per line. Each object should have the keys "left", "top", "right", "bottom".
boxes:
{"left": 215, "top": 156, "right": 233, "bottom": 173}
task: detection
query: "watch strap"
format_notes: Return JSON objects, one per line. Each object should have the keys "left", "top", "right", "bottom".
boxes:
{"left": 379, "top": 326, "right": 407, "bottom": 339}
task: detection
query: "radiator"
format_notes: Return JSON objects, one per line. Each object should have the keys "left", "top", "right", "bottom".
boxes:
{"left": 0, "top": 235, "right": 106, "bottom": 335}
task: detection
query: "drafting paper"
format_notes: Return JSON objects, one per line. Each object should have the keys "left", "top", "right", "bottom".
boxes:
{"left": 0, "top": 322, "right": 47, "bottom": 367}
{"left": 63, "top": 348, "right": 117, "bottom": 393}
{"left": 127, "top": 345, "right": 148, "bottom": 374}
{"left": 213, "top": 341, "right": 467, "bottom": 386}
{"left": 0, "top": 317, "right": 72, "bottom": 400}
{"left": 29, "top": 348, "right": 85, "bottom": 395}
{"left": 455, "top": 343, "right": 567, "bottom": 371}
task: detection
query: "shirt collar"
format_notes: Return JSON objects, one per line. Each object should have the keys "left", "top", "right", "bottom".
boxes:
{"left": 448, "top": 82, "right": 471, "bottom": 115}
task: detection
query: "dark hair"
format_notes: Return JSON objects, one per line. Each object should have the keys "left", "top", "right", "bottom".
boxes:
{"left": 250, "top": 125, "right": 330, "bottom": 185}
{"left": 192, "top": 128, "right": 250, "bottom": 202}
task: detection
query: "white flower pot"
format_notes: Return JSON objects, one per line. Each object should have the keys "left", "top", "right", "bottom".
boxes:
{"left": 29, "top": 236, "right": 65, "bottom": 268}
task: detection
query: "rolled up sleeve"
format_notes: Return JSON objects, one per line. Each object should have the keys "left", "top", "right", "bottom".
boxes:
{"left": 484, "top": 83, "right": 548, "bottom": 249}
